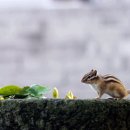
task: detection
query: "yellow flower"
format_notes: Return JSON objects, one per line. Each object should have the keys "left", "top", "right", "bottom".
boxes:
{"left": 52, "top": 87, "right": 59, "bottom": 98}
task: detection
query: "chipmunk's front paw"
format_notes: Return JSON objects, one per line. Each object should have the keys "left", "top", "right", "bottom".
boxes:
{"left": 95, "top": 96, "right": 100, "bottom": 100}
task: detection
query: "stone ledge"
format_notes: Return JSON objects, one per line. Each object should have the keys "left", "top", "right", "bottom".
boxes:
{"left": 0, "top": 99, "right": 130, "bottom": 130}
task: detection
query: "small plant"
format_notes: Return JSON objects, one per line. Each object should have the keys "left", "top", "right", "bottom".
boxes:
{"left": 52, "top": 87, "right": 59, "bottom": 98}
{"left": 20, "top": 84, "right": 50, "bottom": 99}
{"left": 52, "top": 87, "right": 77, "bottom": 99}
{"left": 0, "top": 84, "right": 50, "bottom": 99}
{"left": 0, "top": 85, "right": 77, "bottom": 100}
{"left": 65, "top": 90, "right": 77, "bottom": 99}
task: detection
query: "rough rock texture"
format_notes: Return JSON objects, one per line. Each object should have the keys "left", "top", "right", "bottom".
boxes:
{"left": 0, "top": 99, "right": 130, "bottom": 130}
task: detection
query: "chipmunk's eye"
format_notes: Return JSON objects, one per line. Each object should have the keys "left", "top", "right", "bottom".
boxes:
{"left": 87, "top": 75, "right": 91, "bottom": 79}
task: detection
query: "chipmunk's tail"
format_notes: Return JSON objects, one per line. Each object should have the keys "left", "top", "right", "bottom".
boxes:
{"left": 127, "top": 90, "right": 130, "bottom": 94}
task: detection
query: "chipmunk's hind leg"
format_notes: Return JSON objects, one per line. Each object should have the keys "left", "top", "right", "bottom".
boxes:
{"left": 107, "top": 97, "right": 118, "bottom": 100}
{"left": 122, "top": 96, "right": 128, "bottom": 99}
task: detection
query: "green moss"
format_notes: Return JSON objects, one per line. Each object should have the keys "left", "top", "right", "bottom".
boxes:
{"left": 0, "top": 99, "right": 130, "bottom": 130}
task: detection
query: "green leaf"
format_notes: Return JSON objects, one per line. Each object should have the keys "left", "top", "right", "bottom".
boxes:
{"left": 19, "top": 86, "right": 30, "bottom": 95}
{"left": 19, "top": 84, "right": 50, "bottom": 98}
{"left": 26, "top": 87, "right": 38, "bottom": 97}
{"left": 0, "top": 84, "right": 50, "bottom": 99}
{"left": 0, "top": 85, "right": 22, "bottom": 96}
{"left": 30, "top": 84, "right": 50, "bottom": 95}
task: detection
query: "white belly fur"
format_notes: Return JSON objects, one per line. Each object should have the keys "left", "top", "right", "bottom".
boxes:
{"left": 90, "top": 84, "right": 100, "bottom": 94}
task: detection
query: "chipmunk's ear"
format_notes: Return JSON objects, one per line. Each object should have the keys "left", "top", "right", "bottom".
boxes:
{"left": 91, "top": 69, "right": 94, "bottom": 72}
{"left": 90, "top": 69, "right": 97, "bottom": 76}
{"left": 93, "top": 70, "right": 97, "bottom": 75}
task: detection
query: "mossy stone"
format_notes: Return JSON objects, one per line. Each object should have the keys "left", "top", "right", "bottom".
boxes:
{"left": 0, "top": 99, "right": 130, "bottom": 130}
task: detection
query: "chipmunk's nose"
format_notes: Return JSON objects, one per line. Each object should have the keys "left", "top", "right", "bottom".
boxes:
{"left": 81, "top": 78, "right": 83, "bottom": 82}
{"left": 81, "top": 77, "right": 85, "bottom": 82}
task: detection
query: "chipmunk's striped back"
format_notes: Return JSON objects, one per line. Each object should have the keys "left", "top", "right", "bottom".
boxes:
{"left": 103, "top": 74, "right": 122, "bottom": 84}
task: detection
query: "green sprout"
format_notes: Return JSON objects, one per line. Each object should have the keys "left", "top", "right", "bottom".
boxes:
{"left": 52, "top": 87, "right": 59, "bottom": 98}
{"left": 65, "top": 90, "right": 77, "bottom": 99}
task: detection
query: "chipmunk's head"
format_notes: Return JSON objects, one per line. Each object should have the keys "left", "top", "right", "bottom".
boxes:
{"left": 81, "top": 69, "right": 99, "bottom": 84}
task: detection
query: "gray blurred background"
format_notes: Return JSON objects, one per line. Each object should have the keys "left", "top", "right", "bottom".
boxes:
{"left": 0, "top": 0, "right": 130, "bottom": 98}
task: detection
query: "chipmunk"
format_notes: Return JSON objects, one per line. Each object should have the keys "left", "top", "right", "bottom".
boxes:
{"left": 81, "top": 69, "right": 130, "bottom": 99}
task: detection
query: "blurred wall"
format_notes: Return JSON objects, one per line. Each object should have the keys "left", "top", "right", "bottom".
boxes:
{"left": 0, "top": 1, "right": 130, "bottom": 98}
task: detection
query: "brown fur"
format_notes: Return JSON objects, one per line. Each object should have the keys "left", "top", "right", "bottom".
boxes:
{"left": 81, "top": 70, "right": 128, "bottom": 99}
